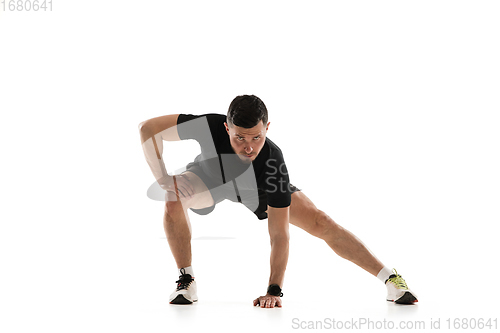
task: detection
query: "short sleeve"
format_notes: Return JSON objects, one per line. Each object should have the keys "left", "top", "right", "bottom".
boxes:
{"left": 176, "top": 114, "right": 199, "bottom": 140}
{"left": 176, "top": 113, "right": 226, "bottom": 150}
{"left": 264, "top": 151, "right": 292, "bottom": 208}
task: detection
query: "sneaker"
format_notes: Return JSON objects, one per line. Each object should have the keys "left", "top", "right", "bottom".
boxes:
{"left": 385, "top": 269, "right": 418, "bottom": 304}
{"left": 169, "top": 268, "right": 198, "bottom": 304}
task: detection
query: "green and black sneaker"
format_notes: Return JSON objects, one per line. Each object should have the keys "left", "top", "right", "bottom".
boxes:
{"left": 385, "top": 269, "right": 418, "bottom": 304}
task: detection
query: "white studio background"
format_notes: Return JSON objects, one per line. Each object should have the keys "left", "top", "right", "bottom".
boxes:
{"left": 1, "top": 1, "right": 499, "bottom": 332}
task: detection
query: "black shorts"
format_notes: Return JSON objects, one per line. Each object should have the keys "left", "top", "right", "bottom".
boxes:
{"left": 183, "top": 160, "right": 301, "bottom": 220}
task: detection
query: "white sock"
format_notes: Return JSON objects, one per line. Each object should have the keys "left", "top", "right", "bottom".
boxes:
{"left": 377, "top": 267, "right": 393, "bottom": 284}
{"left": 179, "top": 266, "right": 194, "bottom": 278}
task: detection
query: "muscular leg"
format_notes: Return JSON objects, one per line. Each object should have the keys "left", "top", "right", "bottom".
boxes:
{"left": 163, "top": 171, "right": 215, "bottom": 269}
{"left": 288, "top": 191, "right": 384, "bottom": 276}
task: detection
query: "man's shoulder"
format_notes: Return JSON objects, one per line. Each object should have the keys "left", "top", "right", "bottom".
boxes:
{"left": 176, "top": 113, "right": 226, "bottom": 141}
{"left": 177, "top": 113, "right": 226, "bottom": 124}
{"left": 265, "top": 137, "right": 284, "bottom": 158}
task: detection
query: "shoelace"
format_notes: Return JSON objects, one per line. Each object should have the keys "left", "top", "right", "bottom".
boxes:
{"left": 387, "top": 269, "right": 409, "bottom": 289}
{"left": 175, "top": 268, "right": 194, "bottom": 291}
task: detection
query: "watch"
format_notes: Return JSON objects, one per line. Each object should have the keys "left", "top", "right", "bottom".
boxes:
{"left": 267, "top": 284, "right": 283, "bottom": 297}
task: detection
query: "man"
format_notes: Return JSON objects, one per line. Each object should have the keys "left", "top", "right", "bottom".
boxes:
{"left": 139, "top": 95, "right": 418, "bottom": 308}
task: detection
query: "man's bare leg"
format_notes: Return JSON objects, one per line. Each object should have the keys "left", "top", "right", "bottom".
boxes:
{"left": 288, "top": 191, "right": 418, "bottom": 304}
{"left": 164, "top": 171, "right": 215, "bottom": 304}
{"left": 288, "top": 191, "right": 383, "bottom": 276}
{"left": 164, "top": 192, "right": 193, "bottom": 269}
{"left": 163, "top": 171, "right": 215, "bottom": 269}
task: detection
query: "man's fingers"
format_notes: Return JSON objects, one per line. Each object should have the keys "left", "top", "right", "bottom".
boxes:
{"left": 177, "top": 187, "right": 186, "bottom": 198}
{"left": 180, "top": 186, "right": 190, "bottom": 198}
{"left": 176, "top": 181, "right": 190, "bottom": 198}
{"left": 186, "top": 180, "right": 195, "bottom": 197}
{"left": 178, "top": 174, "right": 195, "bottom": 193}
{"left": 260, "top": 300, "right": 266, "bottom": 308}
{"left": 254, "top": 296, "right": 281, "bottom": 308}
{"left": 177, "top": 175, "right": 195, "bottom": 198}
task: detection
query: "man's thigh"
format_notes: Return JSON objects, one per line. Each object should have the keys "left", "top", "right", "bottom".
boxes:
{"left": 288, "top": 191, "right": 321, "bottom": 233}
{"left": 262, "top": 191, "right": 319, "bottom": 229}
{"left": 166, "top": 171, "right": 215, "bottom": 210}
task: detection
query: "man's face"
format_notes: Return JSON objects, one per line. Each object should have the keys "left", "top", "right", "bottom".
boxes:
{"left": 224, "top": 121, "right": 270, "bottom": 162}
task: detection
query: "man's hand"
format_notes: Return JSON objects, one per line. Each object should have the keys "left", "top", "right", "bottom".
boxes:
{"left": 253, "top": 294, "right": 282, "bottom": 308}
{"left": 158, "top": 174, "right": 195, "bottom": 199}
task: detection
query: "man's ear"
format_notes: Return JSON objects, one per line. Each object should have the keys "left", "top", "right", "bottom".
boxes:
{"left": 224, "top": 122, "right": 230, "bottom": 133}
{"left": 266, "top": 122, "right": 270, "bottom": 131}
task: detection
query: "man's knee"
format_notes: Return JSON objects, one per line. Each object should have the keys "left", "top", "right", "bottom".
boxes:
{"left": 165, "top": 195, "right": 188, "bottom": 218}
{"left": 314, "top": 210, "right": 341, "bottom": 239}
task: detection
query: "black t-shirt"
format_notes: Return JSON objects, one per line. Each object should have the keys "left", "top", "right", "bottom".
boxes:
{"left": 177, "top": 113, "right": 293, "bottom": 208}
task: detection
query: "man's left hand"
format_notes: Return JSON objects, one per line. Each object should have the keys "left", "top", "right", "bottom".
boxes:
{"left": 253, "top": 294, "right": 282, "bottom": 308}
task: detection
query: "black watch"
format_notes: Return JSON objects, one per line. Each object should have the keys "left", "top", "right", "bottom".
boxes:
{"left": 267, "top": 284, "right": 283, "bottom": 297}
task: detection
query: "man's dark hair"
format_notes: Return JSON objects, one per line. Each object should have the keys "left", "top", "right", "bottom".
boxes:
{"left": 227, "top": 95, "right": 268, "bottom": 128}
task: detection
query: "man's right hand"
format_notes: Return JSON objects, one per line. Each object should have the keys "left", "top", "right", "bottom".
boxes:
{"left": 158, "top": 174, "right": 195, "bottom": 199}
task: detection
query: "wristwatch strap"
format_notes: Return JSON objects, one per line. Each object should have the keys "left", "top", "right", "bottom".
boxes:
{"left": 267, "top": 284, "right": 283, "bottom": 297}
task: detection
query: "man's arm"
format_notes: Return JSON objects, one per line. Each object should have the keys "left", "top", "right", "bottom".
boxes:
{"left": 139, "top": 114, "right": 180, "bottom": 180}
{"left": 139, "top": 114, "right": 181, "bottom": 145}
{"left": 268, "top": 205, "right": 290, "bottom": 287}
{"left": 139, "top": 114, "right": 194, "bottom": 198}
{"left": 253, "top": 205, "right": 290, "bottom": 308}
